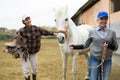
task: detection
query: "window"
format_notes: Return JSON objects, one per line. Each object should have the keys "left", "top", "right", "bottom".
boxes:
{"left": 111, "top": 0, "right": 120, "bottom": 13}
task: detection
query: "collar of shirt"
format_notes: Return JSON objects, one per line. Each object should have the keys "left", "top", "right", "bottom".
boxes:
{"left": 96, "top": 26, "right": 108, "bottom": 32}
{"left": 25, "top": 25, "right": 32, "bottom": 29}
{"left": 95, "top": 26, "right": 109, "bottom": 38}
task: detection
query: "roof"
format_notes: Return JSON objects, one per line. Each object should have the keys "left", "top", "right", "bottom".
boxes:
{"left": 71, "top": 0, "right": 100, "bottom": 20}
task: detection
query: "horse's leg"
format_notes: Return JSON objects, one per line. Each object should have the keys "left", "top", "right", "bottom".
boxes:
{"left": 61, "top": 52, "right": 68, "bottom": 80}
{"left": 83, "top": 53, "right": 89, "bottom": 80}
{"left": 72, "top": 55, "right": 77, "bottom": 80}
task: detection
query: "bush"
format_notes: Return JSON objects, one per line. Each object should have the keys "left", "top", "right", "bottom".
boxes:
{"left": 0, "top": 29, "right": 16, "bottom": 41}
{"left": 0, "top": 34, "right": 14, "bottom": 41}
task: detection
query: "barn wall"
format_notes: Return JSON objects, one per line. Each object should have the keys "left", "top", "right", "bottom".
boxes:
{"left": 80, "top": 0, "right": 109, "bottom": 27}
{"left": 111, "top": 11, "right": 120, "bottom": 22}
{"left": 75, "top": 0, "right": 120, "bottom": 27}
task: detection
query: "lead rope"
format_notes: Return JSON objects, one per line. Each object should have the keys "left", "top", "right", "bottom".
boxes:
{"left": 101, "top": 42, "right": 108, "bottom": 80}
{"left": 55, "top": 23, "right": 69, "bottom": 37}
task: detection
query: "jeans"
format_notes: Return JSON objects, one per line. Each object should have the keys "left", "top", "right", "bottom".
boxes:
{"left": 89, "top": 55, "right": 112, "bottom": 80}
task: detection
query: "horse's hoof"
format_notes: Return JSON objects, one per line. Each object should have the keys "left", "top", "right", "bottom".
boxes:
{"left": 84, "top": 76, "right": 89, "bottom": 80}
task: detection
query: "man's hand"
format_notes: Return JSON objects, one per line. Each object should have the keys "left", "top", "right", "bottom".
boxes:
{"left": 69, "top": 45, "right": 73, "bottom": 50}
{"left": 104, "top": 42, "right": 108, "bottom": 46}
{"left": 69, "top": 45, "right": 80, "bottom": 56}
{"left": 54, "top": 32, "right": 58, "bottom": 36}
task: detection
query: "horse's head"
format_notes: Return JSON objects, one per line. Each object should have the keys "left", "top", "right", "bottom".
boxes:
{"left": 54, "top": 6, "right": 69, "bottom": 44}
{"left": 4, "top": 35, "right": 27, "bottom": 57}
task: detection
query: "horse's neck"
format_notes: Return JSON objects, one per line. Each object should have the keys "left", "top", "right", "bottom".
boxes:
{"left": 66, "top": 19, "right": 77, "bottom": 44}
{"left": 68, "top": 19, "right": 77, "bottom": 29}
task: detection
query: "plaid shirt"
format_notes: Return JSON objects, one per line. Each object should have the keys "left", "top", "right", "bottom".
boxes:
{"left": 19, "top": 25, "right": 54, "bottom": 54}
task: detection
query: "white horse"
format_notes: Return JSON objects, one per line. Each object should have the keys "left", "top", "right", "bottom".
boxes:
{"left": 54, "top": 6, "right": 94, "bottom": 80}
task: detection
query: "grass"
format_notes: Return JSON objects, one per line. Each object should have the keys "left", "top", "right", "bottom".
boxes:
{"left": 0, "top": 39, "right": 120, "bottom": 80}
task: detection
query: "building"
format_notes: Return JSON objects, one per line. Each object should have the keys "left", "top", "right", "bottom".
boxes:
{"left": 72, "top": 0, "right": 120, "bottom": 36}
{"left": 72, "top": 0, "right": 120, "bottom": 27}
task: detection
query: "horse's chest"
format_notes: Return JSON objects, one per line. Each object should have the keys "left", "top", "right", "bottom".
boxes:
{"left": 59, "top": 44, "right": 72, "bottom": 54}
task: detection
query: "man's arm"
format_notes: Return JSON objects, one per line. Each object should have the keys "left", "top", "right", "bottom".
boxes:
{"left": 70, "top": 37, "right": 93, "bottom": 50}
{"left": 39, "top": 27, "right": 54, "bottom": 36}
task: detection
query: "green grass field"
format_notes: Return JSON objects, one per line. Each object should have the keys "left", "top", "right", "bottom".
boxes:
{"left": 0, "top": 39, "right": 120, "bottom": 80}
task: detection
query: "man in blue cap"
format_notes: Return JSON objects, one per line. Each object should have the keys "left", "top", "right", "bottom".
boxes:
{"left": 69, "top": 11, "right": 119, "bottom": 80}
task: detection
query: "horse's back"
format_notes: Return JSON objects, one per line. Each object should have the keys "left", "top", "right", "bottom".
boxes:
{"left": 77, "top": 24, "right": 94, "bottom": 32}
{"left": 75, "top": 24, "right": 94, "bottom": 44}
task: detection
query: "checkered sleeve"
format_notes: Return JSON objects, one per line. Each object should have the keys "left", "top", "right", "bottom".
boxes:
{"left": 39, "top": 27, "right": 54, "bottom": 36}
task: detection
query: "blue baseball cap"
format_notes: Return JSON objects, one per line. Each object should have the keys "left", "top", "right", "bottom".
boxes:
{"left": 97, "top": 11, "right": 108, "bottom": 19}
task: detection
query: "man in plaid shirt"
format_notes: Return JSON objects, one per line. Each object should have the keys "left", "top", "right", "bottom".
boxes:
{"left": 19, "top": 15, "right": 55, "bottom": 80}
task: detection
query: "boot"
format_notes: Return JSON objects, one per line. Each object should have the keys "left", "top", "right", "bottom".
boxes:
{"left": 25, "top": 75, "right": 30, "bottom": 80}
{"left": 32, "top": 74, "right": 37, "bottom": 80}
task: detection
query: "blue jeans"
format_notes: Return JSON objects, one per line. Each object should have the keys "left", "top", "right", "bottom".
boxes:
{"left": 89, "top": 56, "right": 112, "bottom": 80}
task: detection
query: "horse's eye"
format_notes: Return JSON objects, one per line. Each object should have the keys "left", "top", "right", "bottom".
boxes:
{"left": 65, "top": 18, "right": 68, "bottom": 21}
{"left": 54, "top": 19, "right": 56, "bottom": 22}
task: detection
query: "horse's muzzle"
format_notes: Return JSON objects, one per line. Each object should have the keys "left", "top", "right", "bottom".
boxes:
{"left": 57, "top": 35, "right": 65, "bottom": 44}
